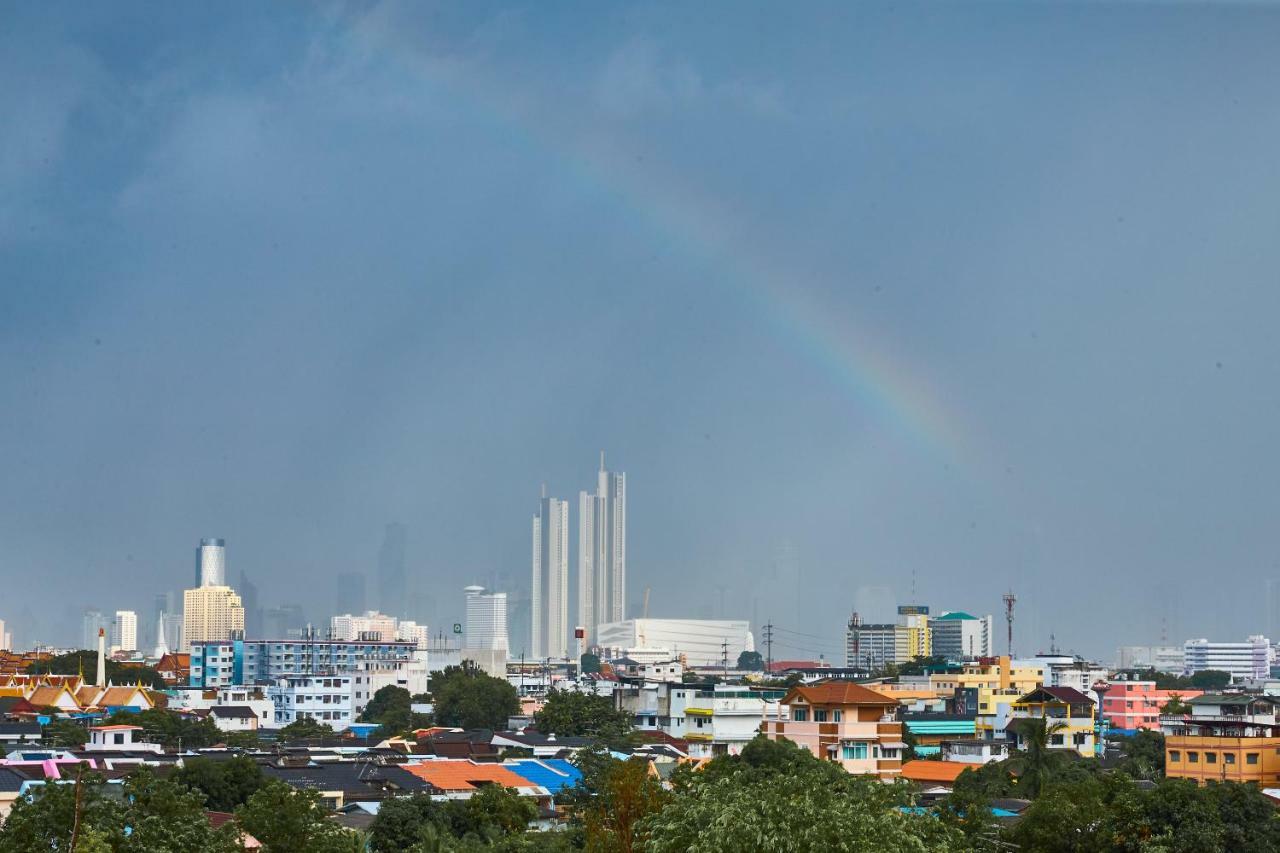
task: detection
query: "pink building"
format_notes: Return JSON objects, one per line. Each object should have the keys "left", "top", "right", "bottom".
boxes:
{"left": 761, "top": 681, "right": 904, "bottom": 779}
{"left": 1102, "top": 681, "right": 1202, "bottom": 732}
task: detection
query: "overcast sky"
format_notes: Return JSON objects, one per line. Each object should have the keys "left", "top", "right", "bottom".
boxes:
{"left": 4, "top": 1, "right": 1280, "bottom": 660}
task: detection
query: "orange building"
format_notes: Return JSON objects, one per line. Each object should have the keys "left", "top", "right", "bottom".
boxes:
{"left": 761, "top": 681, "right": 904, "bottom": 779}
{"left": 1165, "top": 694, "right": 1280, "bottom": 785}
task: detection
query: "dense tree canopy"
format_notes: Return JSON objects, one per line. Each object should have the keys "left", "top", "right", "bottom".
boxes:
{"left": 534, "top": 689, "right": 633, "bottom": 740}
{"left": 171, "top": 755, "right": 265, "bottom": 812}
{"left": 735, "top": 650, "right": 763, "bottom": 671}
{"left": 369, "top": 785, "right": 539, "bottom": 851}
{"left": 278, "top": 716, "right": 339, "bottom": 742}
{"left": 27, "top": 651, "right": 167, "bottom": 690}
{"left": 236, "top": 780, "right": 359, "bottom": 853}
{"left": 430, "top": 663, "right": 519, "bottom": 731}
{"left": 105, "top": 708, "right": 223, "bottom": 750}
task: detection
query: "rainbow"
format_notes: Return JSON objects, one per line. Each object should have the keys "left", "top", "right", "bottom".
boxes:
{"left": 358, "top": 20, "right": 970, "bottom": 461}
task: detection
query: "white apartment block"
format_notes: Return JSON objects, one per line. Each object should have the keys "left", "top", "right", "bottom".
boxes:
{"left": 269, "top": 675, "right": 356, "bottom": 730}
{"left": 1183, "top": 636, "right": 1271, "bottom": 681}
{"left": 111, "top": 611, "right": 138, "bottom": 653}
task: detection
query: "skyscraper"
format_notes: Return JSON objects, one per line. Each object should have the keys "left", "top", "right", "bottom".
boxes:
{"left": 0, "top": 619, "right": 10, "bottom": 650}
{"left": 240, "top": 570, "right": 263, "bottom": 638}
{"left": 464, "top": 585, "right": 509, "bottom": 652}
{"left": 578, "top": 452, "right": 626, "bottom": 643}
{"left": 111, "top": 610, "right": 138, "bottom": 652}
{"left": 336, "top": 572, "right": 366, "bottom": 616}
{"left": 183, "top": 586, "right": 245, "bottom": 646}
{"left": 377, "top": 523, "right": 407, "bottom": 615}
{"left": 82, "top": 609, "right": 109, "bottom": 651}
{"left": 196, "top": 538, "right": 226, "bottom": 587}
{"left": 532, "top": 491, "right": 569, "bottom": 659}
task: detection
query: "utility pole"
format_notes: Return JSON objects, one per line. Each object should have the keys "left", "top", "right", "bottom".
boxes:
{"left": 721, "top": 639, "right": 729, "bottom": 677}
{"left": 848, "top": 611, "right": 861, "bottom": 673}
{"left": 764, "top": 621, "right": 774, "bottom": 674}
{"left": 1003, "top": 590, "right": 1017, "bottom": 658}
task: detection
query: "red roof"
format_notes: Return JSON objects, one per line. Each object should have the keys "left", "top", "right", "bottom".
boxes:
{"left": 900, "top": 760, "right": 969, "bottom": 784}
{"left": 401, "top": 761, "right": 536, "bottom": 792}
{"left": 767, "top": 660, "right": 828, "bottom": 673}
{"left": 785, "top": 681, "right": 897, "bottom": 706}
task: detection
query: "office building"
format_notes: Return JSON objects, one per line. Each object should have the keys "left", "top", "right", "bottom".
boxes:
{"left": 895, "top": 606, "right": 932, "bottom": 661}
{"left": 578, "top": 453, "right": 626, "bottom": 643}
{"left": 111, "top": 611, "right": 138, "bottom": 653}
{"left": 1115, "top": 645, "right": 1184, "bottom": 673}
{"left": 846, "top": 616, "right": 897, "bottom": 671}
{"left": 532, "top": 492, "right": 569, "bottom": 659}
{"left": 239, "top": 570, "right": 263, "bottom": 638}
{"left": 377, "top": 523, "right": 407, "bottom": 614}
{"left": 930, "top": 612, "right": 995, "bottom": 661}
{"left": 595, "top": 618, "right": 752, "bottom": 668}
{"left": 82, "top": 609, "right": 109, "bottom": 651}
{"left": 464, "top": 586, "right": 509, "bottom": 652}
{"left": 1183, "top": 636, "right": 1271, "bottom": 681}
{"left": 331, "top": 611, "right": 398, "bottom": 642}
{"left": 397, "top": 620, "right": 430, "bottom": 649}
{"left": 0, "top": 619, "right": 10, "bottom": 650}
{"left": 196, "top": 538, "right": 226, "bottom": 587}
{"left": 336, "top": 571, "right": 366, "bottom": 616}
{"left": 183, "top": 585, "right": 246, "bottom": 647}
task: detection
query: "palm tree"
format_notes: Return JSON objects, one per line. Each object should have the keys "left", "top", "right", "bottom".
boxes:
{"left": 1013, "top": 716, "right": 1067, "bottom": 798}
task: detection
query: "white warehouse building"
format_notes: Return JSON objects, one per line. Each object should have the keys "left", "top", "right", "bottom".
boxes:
{"left": 595, "top": 618, "right": 753, "bottom": 668}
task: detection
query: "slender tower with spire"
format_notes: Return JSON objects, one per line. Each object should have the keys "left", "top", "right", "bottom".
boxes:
{"left": 95, "top": 627, "right": 107, "bottom": 688}
{"left": 578, "top": 452, "right": 626, "bottom": 644}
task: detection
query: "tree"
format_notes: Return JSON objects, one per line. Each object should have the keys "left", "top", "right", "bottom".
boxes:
{"left": 1110, "top": 729, "right": 1165, "bottom": 780}
{"left": 359, "top": 685, "right": 412, "bottom": 723}
{"left": 369, "top": 786, "right": 536, "bottom": 851}
{"left": 1010, "top": 717, "right": 1068, "bottom": 799}
{"left": 735, "top": 650, "right": 763, "bottom": 671}
{"left": 0, "top": 767, "right": 242, "bottom": 853}
{"left": 895, "top": 655, "right": 952, "bottom": 677}
{"left": 584, "top": 758, "right": 668, "bottom": 853}
{"left": 1162, "top": 694, "right": 1192, "bottom": 716}
{"left": 237, "top": 779, "right": 357, "bottom": 853}
{"left": 27, "top": 651, "right": 167, "bottom": 689}
{"left": 580, "top": 653, "right": 601, "bottom": 674}
{"left": 279, "top": 716, "right": 338, "bottom": 742}
{"left": 534, "top": 689, "right": 633, "bottom": 740}
{"left": 106, "top": 708, "right": 223, "bottom": 750}
{"left": 172, "top": 754, "right": 265, "bottom": 811}
{"left": 430, "top": 663, "right": 519, "bottom": 730}
{"left": 1189, "top": 670, "right": 1232, "bottom": 691}
{"left": 41, "top": 718, "right": 89, "bottom": 747}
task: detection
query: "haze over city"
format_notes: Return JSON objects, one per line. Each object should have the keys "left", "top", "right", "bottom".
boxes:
{"left": 5, "top": 1, "right": 1280, "bottom": 661}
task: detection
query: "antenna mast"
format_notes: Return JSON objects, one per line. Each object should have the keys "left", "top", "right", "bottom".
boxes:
{"left": 1002, "top": 590, "right": 1017, "bottom": 658}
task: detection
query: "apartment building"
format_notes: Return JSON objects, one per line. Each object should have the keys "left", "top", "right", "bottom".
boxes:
{"left": 761, "top": 681, "right": 905, "bottom": 779}
{"left": 1164, "top": 695, "right": 1280, "bottom": 785}
{"left": 1102, "top": 681, "right": 1202, "bottom": 733}
{"left": 268, "top": 675, "right": 357, "bottom": 730}
{"left": 1006, "top": 686, "right": 1098, "bottom": 757}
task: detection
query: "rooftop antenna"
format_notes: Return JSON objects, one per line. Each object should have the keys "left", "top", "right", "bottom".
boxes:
{"left": 911, "top": 569, "right": 917, "bottom": 601}
{"left": 1002, "top": 590, "right": 1017, "bottom": 658}
{"left": 540, "top": 482, "right": 547, "bottom": 499}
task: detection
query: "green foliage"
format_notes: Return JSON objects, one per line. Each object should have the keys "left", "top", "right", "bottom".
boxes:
{"left": 1161, "top": 693, "right": 1192, "bottom": 715}
{"left": 27, "top": 651, "right": 168, "bottom": 689}
{"left": 580, "top": 653, "right": 602, "bottom": 674}
{"left": 41, "top": 718, "right": 89, "bottom": 747}
{"left": 360, "top": 685, "right": 413, "bottom": 723}
{"left": 237, "top": 779, "right": 357, "bottom": 853}
{"left": 894, "top": 655, "right": 953, "bottom": 677}
{"left": 534, "top": 689, "right": 633, "bottom": 740}
{"left": 1108, "top": 729, "right": 1166, "bottom": 780}
{"left": 430, "top": 663, "right": 520, "bottom": 731}
{"left": 1123, "top": 668, "right": 1233, "bottom": 691}
{"left": 279, "top": 715, "right": 339, "bottom": 742}
{"left": 642, "top": 746, "right": 960, "bottom": 853}
{"left": 735, "top": 650, "right": 763, "bottom": 671}
{"left": 369, "top": 786, "right": 537, "bottom": 851}
{"left": 105, "top": 708, "right": 223, "bottom": 750}
{"left": 171, "top": 754, "right": 265, "bottom": 811}
{"left": 0, "top": 767, "right": 242, "bottom": 853}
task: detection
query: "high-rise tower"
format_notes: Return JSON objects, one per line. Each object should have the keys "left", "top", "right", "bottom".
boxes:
{"left": 196, "top": 538, "right": 226, "bottom": 587}
{"left": 532, "top": 490, "right": 569, "bottom": 659}
{"left": 577, "top": 452, "right": 626, "bottom": 643}
{"left": 377, "top": 523, "right": 407, "bottom": 615}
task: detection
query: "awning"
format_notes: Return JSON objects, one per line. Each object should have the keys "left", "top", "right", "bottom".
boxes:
{"left": 880, "top": 742, "right": 908, "bottom": 749}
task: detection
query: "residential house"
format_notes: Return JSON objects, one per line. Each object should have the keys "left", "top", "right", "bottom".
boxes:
{"left": 1164, "top": 694, "right": 1280, "bottom": 785}
{"left": 761, "top": 681, "right": 905, "bottom": 779}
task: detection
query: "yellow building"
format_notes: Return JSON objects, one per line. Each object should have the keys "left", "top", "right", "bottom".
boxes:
{"left": 895, "top": 611, "right": 931, "bottom": 661}
{"left": 929, "top": 655, "right": 1042, "bottom": 696}
{"left": 1165, "top": 695, "right": 1280, "bottom": 785}
{"left": 183, "top": 585, "right": 246, "bottom": 647}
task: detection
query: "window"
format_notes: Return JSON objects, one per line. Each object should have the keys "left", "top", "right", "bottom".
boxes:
{"left": 1206, "top": 752, "right": 1217, "bottom": 764}
{"left": 1189, "top": 752, "right": 1199, "bottom": 763}
{"left": 1051, "top": 735, "right": 1064, "bottom": 746}
{"left": 1074, "top": 733, "right": 1088, "bottom": 745}
{"left": 833, "top": 710, "right": 843, "bottom": 722}
{"left": 814, "top": 710, "right": 828, "bottom": 722}
{"left": 793, "top": 709, "right": 808, "bottom": 722}
{"left": 1224, "top": 753, "right": 1236, "bottom": 765}
{"left": 842, "top": 742, "right": 868, "bottom": 760}
{"left": 1248, "top": 753, "right": 1259, "bottom": 765}
{"left": 1169, "top": 751, "right": 1181, "bottom": 762}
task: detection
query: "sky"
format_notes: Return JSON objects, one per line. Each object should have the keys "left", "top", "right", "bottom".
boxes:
{"left": 3, "top": 1, "right": 1280, "bottom": 661}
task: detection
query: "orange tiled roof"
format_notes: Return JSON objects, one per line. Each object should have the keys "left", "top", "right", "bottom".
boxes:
{"left": 28, "top": 685, "right": 77, "bottom": 709}
{"left": 96, "top": 686, "right": 152, "bottom": 708}
{"left": 900, "top": 760, "right": 969, "bottom": 784}
{"left": 786, "top": 681, "right": 898, "bottom": 707}
{"left": 401, "top": 761, "right": 537, "bottom": 792}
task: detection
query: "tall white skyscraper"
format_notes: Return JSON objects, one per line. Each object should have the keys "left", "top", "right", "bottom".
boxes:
{"left": 464, "top": 585, "right": 509, "bottom": 652}
{"left": 0, "top": 618, "right": 11, "bottom": 650}
{"left": 578, "top": 452, "right": 626, "bottom": 643}
{"left": 196, "top": 538, "right": 226, "bottom": 587}
{"left": 111, "top": 610, "right": 138, "bottom": 652}
{"left": 532, "top": 491, "right": 569, "bottom": 659}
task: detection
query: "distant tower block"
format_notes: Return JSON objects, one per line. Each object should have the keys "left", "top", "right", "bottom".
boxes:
{"left": 1002, "top": 590, "right": 1017, "bottom": 658}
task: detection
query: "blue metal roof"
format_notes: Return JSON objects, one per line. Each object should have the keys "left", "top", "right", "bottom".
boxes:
{"left": 505, "top": 759, "right": 583, "bottom": 794}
